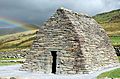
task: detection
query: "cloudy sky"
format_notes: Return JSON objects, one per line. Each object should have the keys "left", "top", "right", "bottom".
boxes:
{"left": 0, "top": 0, "right": 120, "bottom": 25}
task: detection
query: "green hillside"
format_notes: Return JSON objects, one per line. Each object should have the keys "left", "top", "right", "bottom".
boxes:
{"left": 0, "top": 30, "right": 38, "bottom": 52}
{"left": 93, "top": 9, "right": 120, "bottom": 36}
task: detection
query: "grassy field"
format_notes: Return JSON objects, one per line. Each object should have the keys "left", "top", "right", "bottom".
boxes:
{"left": 0, "top": 62, "right": 19, "bottom": 66}
{"left": 100, "top": 23, "right": 120, "bottom": 36}
{"left": 0, "top": 58, "right": 24, "bottom": 66}
{"left": 118, "top": 56, "right": 120, "bottom": 61}
{"left": 0, "top": 58, "right": 23, "bottom": 60}
{"left": 110, "top": 36, "right": 120, "bottom": 46}
{"left": 93, "top": 9, "right": 120, "bottom": 24}
{"left": 0, "top": 30, "right": 38, "bottom": 52}
{"left": 97, "top": 68, "right": 120, "bottom": 79}
{"left": 93, "top": 9, "right": 120, "bottom": 36}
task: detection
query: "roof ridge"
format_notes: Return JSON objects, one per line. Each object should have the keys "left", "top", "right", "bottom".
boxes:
{"left": 56, "top": 7, "right": 91, "bottom": 18}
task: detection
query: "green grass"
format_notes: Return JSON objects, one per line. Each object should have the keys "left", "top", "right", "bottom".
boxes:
{"left": 0, "top": 62, "right": 20, "bottom": 66}
{"left": 93, "top": 9, "right": 120, "bottom": 36}
{"left": 0, "top": 58, "right": 23, "bottom": 60}
{"left": 0, "top": 30, "right": 38, "bottom": 52}
{"left": 0, "top": 58, "right": 24, "bottom": 66}
{"left": 110, "top": 36, "right": 120, "bottom": 46}
{"left": 93, "top": 9, "right": 120, "bottom": 23}
{"left": 97, "top": 68, "right": 120, "bottom": 79}
{"left": 118, "top": 56, "right": 120, "bottom": 62}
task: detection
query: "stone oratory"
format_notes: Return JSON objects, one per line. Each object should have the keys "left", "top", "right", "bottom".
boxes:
{"left": 21, "top": 8, "right": 119, "bottom": 74}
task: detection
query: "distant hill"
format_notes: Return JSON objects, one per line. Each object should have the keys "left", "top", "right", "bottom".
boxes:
{"left": 0, "top": 30, "right": 38, "bottom": 52}
{"left": 93, "top": 9, "right": 120, "bottom": 36}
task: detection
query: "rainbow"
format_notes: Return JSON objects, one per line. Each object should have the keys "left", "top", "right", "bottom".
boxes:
{"left": 0, "top": 17, "right": 36, "bottom": 30}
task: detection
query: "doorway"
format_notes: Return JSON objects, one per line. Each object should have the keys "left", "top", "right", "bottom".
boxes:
{"left": 51, "top": 51, "right": 57, "bottom": 74}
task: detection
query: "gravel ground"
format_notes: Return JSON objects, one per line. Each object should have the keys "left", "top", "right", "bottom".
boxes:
{"left": 0, "top": 64, "right": 120, "bottom": 79}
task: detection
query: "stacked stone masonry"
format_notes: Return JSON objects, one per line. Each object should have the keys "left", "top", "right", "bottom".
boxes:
{"left": 21, "top": 7, "right": 119, "bottom": 74}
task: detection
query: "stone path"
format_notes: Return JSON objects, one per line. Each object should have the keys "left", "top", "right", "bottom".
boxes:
{"left": 0, "top": 64, "right": 120, "bottom": 79}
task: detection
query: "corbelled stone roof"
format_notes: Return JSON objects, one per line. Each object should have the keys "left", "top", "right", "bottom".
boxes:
{"left": 21, "top": 7, "right": 119, "bottom": 74}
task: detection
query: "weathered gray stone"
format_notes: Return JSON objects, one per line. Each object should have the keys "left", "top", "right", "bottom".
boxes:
{"left": 21, "top": 7, "right": 119, "bottom": 74}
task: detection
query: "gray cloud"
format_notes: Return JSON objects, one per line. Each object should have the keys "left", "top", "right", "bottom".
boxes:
{"left": 0, "top": 0, "right": 120, "bottom": 25}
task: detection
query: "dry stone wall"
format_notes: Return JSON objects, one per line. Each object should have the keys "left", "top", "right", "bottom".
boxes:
{"left": 21, "top": 8, "right": 119, "bottom": 74}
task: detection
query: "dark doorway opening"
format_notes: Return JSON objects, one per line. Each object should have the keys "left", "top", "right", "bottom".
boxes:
{"left": 51, "top": 51, "right": 57, "bottom": 74}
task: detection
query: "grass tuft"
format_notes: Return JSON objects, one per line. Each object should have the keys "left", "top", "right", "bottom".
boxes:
{"left": 97, "top": 68, "right": 120, "bottom": 79}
